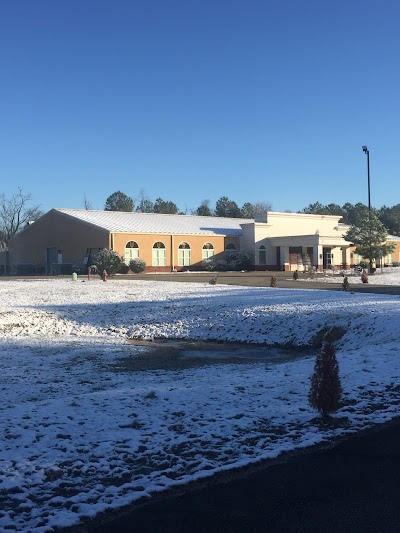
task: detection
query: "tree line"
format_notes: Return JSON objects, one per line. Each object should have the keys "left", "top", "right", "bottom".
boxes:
{"left": 104, "top": 190, "right": 272, "bottom": 220}
{"left": 104, "top": 192, "right": 400, "bottom": 238}
{"left": 301, "top": 201, "right": 400, "bottom": 237}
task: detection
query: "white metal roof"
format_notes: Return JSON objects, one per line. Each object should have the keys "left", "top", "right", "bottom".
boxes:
{"left": 55, "top": 209, "right": 253, "bottom": 236}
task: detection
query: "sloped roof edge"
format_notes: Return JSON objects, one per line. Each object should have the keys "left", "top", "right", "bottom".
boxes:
{"left": 54, "top": 208, "right": 253, "bottom": 236}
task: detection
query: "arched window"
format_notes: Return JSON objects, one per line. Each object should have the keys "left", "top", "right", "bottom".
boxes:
{"left": 225, "top": 242, "right": 236, "bottom": 260}
{"left": 258, "top": 245, "right": 266, "bottom": 265}
{"left": 152, "top": 241, "right": 166, "bottom": 266}
{"left": 178, "top": 242, "right": 191, "bottom": 266}
{"left": 125, "top": 241, "right": 139, "bottom": 265}
{"left": 202, "top": 243, "right": 214, "bottom": 262}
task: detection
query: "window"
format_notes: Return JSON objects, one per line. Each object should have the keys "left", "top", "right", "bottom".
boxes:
{"left": 83, "top": 248, "right": 101, "bottom": 265}
{"left": 202, "top": 243, "right": 214, "bottom": 261}
{"left": 178, "top": 242, "right": 191, "bottom": 266}
{"left": 152, "top": 242, "right": 166, "bottom": 266}
{"left": 289, "top": 246, "right": 302, "bottom": 254}
{"left": 125, "top": 241, "right": 139, "bottom": 265}
{"left": 225, "top": 243, "right": 236, "bottom": 260}
{"left": 258, "top": 245, "right": 266, "bottom": 265}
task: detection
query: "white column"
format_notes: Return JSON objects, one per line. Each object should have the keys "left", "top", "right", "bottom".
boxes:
{"left": 314, "top": 245, "right": 323, "bottom": 271}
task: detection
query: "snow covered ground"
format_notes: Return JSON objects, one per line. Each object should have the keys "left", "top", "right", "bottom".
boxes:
{"left": 1, "top": 271, "right": 400, "bottom": 531}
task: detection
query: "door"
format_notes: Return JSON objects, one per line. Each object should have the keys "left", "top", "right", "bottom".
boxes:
{"left": 46, "top": 247, "right": 57, "bottom": 275}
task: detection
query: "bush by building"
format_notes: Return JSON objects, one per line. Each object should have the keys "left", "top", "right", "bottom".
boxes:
{"left": 92, "top": 248, "right": 123, "bottom": 278}
{"left": 129, "top": 258, "right": 146, "bottom": 274}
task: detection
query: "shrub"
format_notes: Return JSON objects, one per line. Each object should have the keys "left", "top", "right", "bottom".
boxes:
{"left": 118, "top": 263, "right": 130, "bottom": 274}
{"left": 392, "top": 261, "right": 400, "bottom": 267}
{"left": 216, "top": 260, "right": 229, "bottom": 272}
{"left": 217, "top": 252, "right": 254, "bottom": 272}
{"left": 270, "top": 275, "right": 277, "bottom": 287}
{"left": 309, "top": 332, "right": 341, "bottom": 418}
{"left": 202, "top": 258, "right": 214, "bottom": 271}
{"left": 209, "top": 274, "right": 218, "bottom": 285}
{"left": 359, "top": 260, "right": 368, "bottom": 269}
{"left": 71, "top": 264, "right": 87, "bottom": 275}
{"left": 129, "top": 257, "right": 146, "bottom": 274}
{"left": 12, "top": 264, "right": 36, "bottom": 276}
{"left": 92, "top": 248, "right": 123, "bottom": 278}
{"left": 228, "top": 251, "right": 254, "bottom": 271}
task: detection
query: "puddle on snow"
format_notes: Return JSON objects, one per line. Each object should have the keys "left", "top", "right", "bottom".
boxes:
{"left": 109, "top": 339, "right": 315, "bottom": 372}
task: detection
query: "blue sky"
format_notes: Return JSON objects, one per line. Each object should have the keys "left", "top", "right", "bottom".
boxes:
{"left": 1, "top": 0, "right": 399, "bottom": 215}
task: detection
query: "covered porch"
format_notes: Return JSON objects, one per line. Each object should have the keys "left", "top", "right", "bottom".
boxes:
{"left": 267, "top": 235, "right": 351, "bottom": 272}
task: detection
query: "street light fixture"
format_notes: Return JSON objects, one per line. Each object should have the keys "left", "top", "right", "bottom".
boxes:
{"left": 362, "top": 145, "right": 372, "bottom": 273}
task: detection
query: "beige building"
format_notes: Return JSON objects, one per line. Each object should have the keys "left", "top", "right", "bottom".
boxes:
{"left": 240, "top": 211, "right": 351, "bottom": 271}
{"left": 349, "top": 235, "right": 400, "bottom": 268}
{"left": 7, "top": 208, "right": 398, "bottom": 275}
{"left": 8, "top": 209, "right": 248, "bottom": 275}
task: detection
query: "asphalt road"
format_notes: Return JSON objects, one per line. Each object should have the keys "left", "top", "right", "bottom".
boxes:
{"left": 75, "top": 418, "right": 400, "bottom": 533}
{"left": 3, "top": 270, "right": 400, "bottom": 295}
{"left": 120, "top": 270, "right": 400, "bottom": 296}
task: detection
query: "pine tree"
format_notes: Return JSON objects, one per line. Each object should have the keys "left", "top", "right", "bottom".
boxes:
{"left": 345, "top": 207, "right": 395, "bottom": 262}
{"left": 309, "top": 332, "right": 341, "bottom": 418}
{"left": 104, "top": 191, "right": 134, "bottom": 212}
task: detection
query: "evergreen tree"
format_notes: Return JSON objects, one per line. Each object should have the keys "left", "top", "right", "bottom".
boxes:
{"left": 215, "top": 196, "right": 242, "bottom": 218}
{"left": 153, "top": 197, "right": 178, "bottom": 214}
{"left": 195, "top": 199, "right": 213, "bottom": 216}
{"left": 341, "top": 202, "right": 380, "bottom": 226}
{"left": 104, "top": 191, "right": 134, "bottom": 212}
{"left": 309, "top": 332, "right": 341, "bottom": 418}
{"left": 379, "top": 204, "right": 400, "bottom": 236}
{"left": 300, "top": 202, "right": 330, "bottom": 215}
{"left": 345, "top": 207, "right": 395, "bottom": 262}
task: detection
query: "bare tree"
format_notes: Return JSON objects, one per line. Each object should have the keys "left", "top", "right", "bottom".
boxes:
{"left": 135, "top": 189, "right": 154, "bottom": 213}
{"left": 83, "top": 193, "right": 92, "bottom": 210}
{"left": 0, "top": 188, "right": 43, "bottom": 244}
{"left": 241, "top": 201, "right": 272, "bottom": 218}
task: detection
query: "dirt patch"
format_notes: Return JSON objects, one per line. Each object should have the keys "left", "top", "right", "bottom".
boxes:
{"left": 108, "top": 339, "right": 315, "bottom": 371}
{"left": 311, "top": 325, "right": 346, "bottom": 348}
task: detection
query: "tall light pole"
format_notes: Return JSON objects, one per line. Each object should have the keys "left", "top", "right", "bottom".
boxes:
{"left": 362, "top": 145, "right": 372, "bottom": 272}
